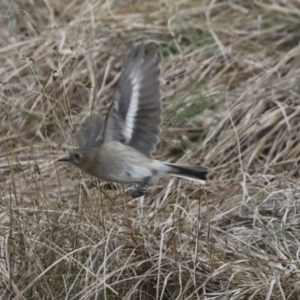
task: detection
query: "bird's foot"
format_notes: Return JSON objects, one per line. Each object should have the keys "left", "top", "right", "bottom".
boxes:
{"left": 131, "top": 186, "right": 148, "bottom": 198}
{"left": 131, "top": 177, "right": 151, "bottom": 198}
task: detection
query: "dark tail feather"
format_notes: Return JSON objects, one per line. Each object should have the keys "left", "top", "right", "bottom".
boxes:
{"left": 164, "top": 163, "right": 208, "bottom": 184}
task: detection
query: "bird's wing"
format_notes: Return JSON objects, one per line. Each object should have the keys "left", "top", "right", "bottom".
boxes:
{"left": 104, "top": 43, "right": 162, "bottom": 157}
{"left": 75, "top": 113, "right": 105, "bottom": 148}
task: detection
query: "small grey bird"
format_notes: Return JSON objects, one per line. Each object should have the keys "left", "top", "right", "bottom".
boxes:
{"left": 58, "top": 43, "right": 208, "bottom": 197}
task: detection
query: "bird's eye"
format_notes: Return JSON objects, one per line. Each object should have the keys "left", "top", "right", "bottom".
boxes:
{"left": 74, "top": 153, "right": 81, "bottom": 159}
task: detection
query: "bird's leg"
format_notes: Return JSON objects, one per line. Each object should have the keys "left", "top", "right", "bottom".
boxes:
{"left": 131, "top": 176, "right": 151, "bottom": 198}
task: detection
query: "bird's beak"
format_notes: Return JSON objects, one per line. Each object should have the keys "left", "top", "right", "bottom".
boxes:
{"left": 57, "top": 156, "right": 70, "bottom": 162}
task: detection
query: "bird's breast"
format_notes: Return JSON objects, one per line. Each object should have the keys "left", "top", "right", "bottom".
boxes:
{"left": 87, "top": 143, "right": 153, "bottom": 183}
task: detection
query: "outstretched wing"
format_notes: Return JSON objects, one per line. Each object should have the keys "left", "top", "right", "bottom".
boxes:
{"left": 104, "top": 43, "right": 162, "bottom": 157}
{"left": 75, "top": 113, "right": 105, "bottom": 148}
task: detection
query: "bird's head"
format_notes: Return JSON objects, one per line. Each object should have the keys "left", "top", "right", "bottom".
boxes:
{"left": 57, "top": 148, "right": 97, "bottom": 171}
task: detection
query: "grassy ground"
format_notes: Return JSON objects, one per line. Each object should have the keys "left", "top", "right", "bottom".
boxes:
{"left": 1, "top": 0, "right": 300, "bottom": 299}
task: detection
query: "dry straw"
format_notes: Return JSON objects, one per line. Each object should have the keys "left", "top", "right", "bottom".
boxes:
{"left": 0, "top": 0, "right": 300, "bottom": 299}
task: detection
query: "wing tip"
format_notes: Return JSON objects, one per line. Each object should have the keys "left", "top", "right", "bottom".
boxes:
{"left": 128, "top": 41, "right": 159, "bottom": 64}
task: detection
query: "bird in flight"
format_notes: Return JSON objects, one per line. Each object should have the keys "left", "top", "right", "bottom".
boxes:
{"left": 58, "top": 43, "right": 208, "bottom": 197}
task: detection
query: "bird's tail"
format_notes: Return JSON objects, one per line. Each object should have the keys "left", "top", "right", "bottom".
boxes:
{"left": 163, "top": 163, "right": 208, "bottom": 185}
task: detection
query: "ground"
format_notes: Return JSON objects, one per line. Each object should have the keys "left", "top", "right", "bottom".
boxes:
{"left": 0, "top": 0, "right": 300, "bottom": 299}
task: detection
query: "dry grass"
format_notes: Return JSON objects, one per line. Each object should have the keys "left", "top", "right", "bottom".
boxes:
{"left": 1, "top": 0, "right": 300, "bottom": 299}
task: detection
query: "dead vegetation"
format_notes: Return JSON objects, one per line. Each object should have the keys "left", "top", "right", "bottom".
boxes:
{"left": 1, "top": 0, "right": 300, "bottom": 299}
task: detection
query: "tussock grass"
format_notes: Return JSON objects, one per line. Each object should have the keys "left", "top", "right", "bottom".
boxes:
{"left": 1, "top": 0, "right": 300, "bottom": 299}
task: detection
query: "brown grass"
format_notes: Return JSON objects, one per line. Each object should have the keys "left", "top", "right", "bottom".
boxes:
{"left": 1, "top": 0, "right": 300, "bottom": 299}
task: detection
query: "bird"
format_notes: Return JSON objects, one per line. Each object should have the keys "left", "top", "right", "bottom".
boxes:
{"left": 58, "top": 42, "right": 208, "bottom": 198}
